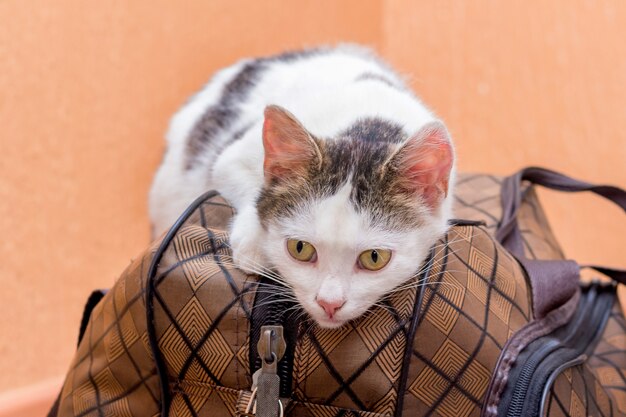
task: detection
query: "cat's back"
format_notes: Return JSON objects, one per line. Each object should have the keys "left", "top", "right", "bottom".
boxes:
{"left": 150, "top": 45, "right": 433, "bottom": 236}
{"left": 166, "top": 45, "right": 410, "bottom": 158}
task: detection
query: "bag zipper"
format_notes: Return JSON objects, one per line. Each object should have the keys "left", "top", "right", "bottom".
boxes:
{"left": 500, "top": 282, "right": 615, "bottom": 417}
{"left": 250, "top": 276, "right": 298, "bottom": 398}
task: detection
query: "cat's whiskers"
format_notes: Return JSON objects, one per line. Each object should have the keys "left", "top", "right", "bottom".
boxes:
{"left": 251, "top": 298, "right": 300, "bottom": 310}
{"left": 386, "top": 280, "right": 461, "bottom": 294}
{"left": 218, "top": 256, "right": 282, "bottom": 280}
{"left": 299, "top": 318, "right": 318, "bottom": 338}
{"left": 370, "top": 303, "right": 395, "bottom": 315}
{"left": 281, "top": 303, "right": 304, "bottom": 313}
{"left": 223, "top": 229, "right": 470, "bottom": 324}
{"left": 220, "top": 242, "right": 284, "bottom": 274}
{"left": 247, "top": 283, "right": 297, "bottom": 297}
{"left": 215, "top": 256, "right": 289, "bottom": 287}
{"left": 360, "top": 306, "right": 389, "bottom": 323}
{"left": 218, "top": 263, "right": 284, "bottom": 284}
{"left": 247, "top": 291, "right": 298, "bottom": 302}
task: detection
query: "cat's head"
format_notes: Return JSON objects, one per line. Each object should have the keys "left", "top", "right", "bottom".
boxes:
{"left": 256, "top": 105, "right": 454, "bottom": 328}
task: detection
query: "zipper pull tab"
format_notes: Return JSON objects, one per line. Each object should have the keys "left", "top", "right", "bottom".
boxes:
{"left": 254, "top": 326, "right": 286, "bottom": 417}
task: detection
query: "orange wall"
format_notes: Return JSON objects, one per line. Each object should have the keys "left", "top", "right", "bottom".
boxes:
{"left": 0, "top": 0, "right": 624, "bottom": 411}
{"left": 0, "top": 0, "right": 383, "bottom": 398}
{"left": 383, "top": 1, "right": 626, "bottom": 270}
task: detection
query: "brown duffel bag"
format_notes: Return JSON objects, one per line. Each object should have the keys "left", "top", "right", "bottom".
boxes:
{"left": 49, "top": 167, "right": 626, "bottom": 417}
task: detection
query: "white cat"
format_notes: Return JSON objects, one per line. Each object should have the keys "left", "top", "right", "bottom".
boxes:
{"left": 149, "top": 45, "right": 455, "bottom": 328}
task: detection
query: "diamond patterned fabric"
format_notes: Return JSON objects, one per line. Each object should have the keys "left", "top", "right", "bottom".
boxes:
{"left": 401, "top": 226, "right": 531, "bottom": 417}
{"left": 55, "top": 172, "right": 600, "bottom": 417}
{"left": 57, "top": 240, "right": 161, "bottom": 416}
{"left": 453, "top": 173, "right": 565, "bottom": 261}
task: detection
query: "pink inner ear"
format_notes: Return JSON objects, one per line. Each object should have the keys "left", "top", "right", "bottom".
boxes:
{"left": 262, "top": 105, "right": 317, "bottom": 180}
{"left": 396, "top": 122, "right": 453, "bottom": 209}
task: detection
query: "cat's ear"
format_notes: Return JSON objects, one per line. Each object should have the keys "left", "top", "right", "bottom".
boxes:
{"left": 262, "top": 105, "right": 321, "bottom": 181}
{"left": 386, "top": 121, "right": 453, "bottom": 209}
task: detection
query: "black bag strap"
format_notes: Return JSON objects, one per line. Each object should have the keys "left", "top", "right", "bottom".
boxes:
{"left": 495, "top": 166, "right": 626, "bottom": 317}
{"left": 497, "top": 166, "right": 626, "bottom": 257}
{"left": 77, "top": 289, "right": 108, "bottom": 345}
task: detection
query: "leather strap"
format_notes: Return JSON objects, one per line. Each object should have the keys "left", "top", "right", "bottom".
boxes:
{"left": 497, "top": 166, "right": 626, "bottom": 256}
{"left": 496, "top": 166, "right": 626, "bottom": 317}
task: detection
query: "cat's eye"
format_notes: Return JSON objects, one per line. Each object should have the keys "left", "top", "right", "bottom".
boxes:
{"left": 287, "top": 239, "right": 317, "bottom": 262}
{"left": 358, "top": 249, "right": 392, "bottom": 271}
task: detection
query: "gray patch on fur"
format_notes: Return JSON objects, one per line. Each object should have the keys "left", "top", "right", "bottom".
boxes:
{"left": 185, "top": 61, "right": 265, "bottom": 168}
{"left": 184, "top": 48, "right": 328, "bottom": 169}
{"left": 257, "top": 128, "right": 425, "bottom": 231}
{"left": 340, "top": 117, "right": 406, "bottom": 144}
{"left": 230, "top": 122, "right": 254, "bottom": 143}
{"left": 355, "top": 72, "right": 399, "bottom": 89}
{"left": 271, "top": 47, "right": 325, "bottom": 63}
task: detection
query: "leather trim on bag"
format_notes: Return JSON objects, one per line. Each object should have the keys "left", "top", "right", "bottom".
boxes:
{"left": 537, "top": 285, "right": 614, "bottom": 417}
{"left": 394, "top": 248, "right": 435, "bottom": 417}
{"left": 481, "top": 287, "right": 580, "bottom": 417}
{"left": 77, "top": 289, "right": 108, "bottom": 346}
{"left": 146, "top": 190, "right": 221, "bottom": 417}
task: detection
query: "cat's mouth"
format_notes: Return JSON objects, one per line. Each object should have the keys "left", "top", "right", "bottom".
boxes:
{"left": 315, "top": 315, "right": 347, "bottom": 329}
{"left": 308, "top": 304, "right": 357, "bottom": 329}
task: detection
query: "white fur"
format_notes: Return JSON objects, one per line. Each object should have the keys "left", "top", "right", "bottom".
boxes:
{"left": 149, "top": 60, "right": 248, "bottom": 231}
{"left": 261, "top": 181, "right": 446, "bottom": 328}
{"left": 149, "top": 46, "right": 455, "bottom": 327}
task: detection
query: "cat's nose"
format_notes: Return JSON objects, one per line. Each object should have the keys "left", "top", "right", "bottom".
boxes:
{"left": 316, "top": 298, "right": 345, "bottom": 318}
